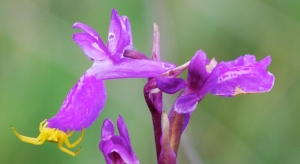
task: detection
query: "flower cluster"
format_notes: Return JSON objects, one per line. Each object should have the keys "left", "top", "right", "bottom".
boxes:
{"left": 12, "top": 8, "right": 275, "bottom": 163}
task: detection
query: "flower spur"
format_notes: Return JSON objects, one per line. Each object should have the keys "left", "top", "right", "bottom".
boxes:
{"left": 11, "top": 119, "right": 84, "bottom": 156}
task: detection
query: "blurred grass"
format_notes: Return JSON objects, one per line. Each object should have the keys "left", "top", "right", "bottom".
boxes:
{"left": 1, "top": 0, "right": 300, "bottom": 163}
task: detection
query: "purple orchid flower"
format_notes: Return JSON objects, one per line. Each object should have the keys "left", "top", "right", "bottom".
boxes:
{"left": 99, "top": 116, "right": 139, "bottom": 164}
{"left": 160, "top": 50, "right": 274, "bottom": 155}
{"left": 175, "top": 50, "right": 274, "bottom": 114}
{"left": 165, "top": 49, "right": 275, "bottom": 133}
{"left": 47, "top": 9, "right": 175, "bottom": 132}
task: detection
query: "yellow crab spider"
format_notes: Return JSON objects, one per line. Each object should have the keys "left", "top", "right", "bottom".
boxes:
{"left": 11, "top": 119, "right": 84, "bottom": 156}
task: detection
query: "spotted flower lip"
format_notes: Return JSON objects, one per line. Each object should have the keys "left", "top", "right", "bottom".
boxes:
{"left": 211, "top": 54, "right": 274, "bottom": 96}
{"left": 99, "top": 116, "right": 139, "bottom": 164}
{"left": 160, "top": 50, "right": 275, "bottom": 132}
{"left": 47, "top": 9, "right": 175, "bottom": 132}
{"left": 172, "top": 50, "right": 275, "bottom": 115}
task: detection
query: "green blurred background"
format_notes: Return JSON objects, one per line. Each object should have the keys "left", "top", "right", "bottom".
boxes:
{"left": 1, "top": 0, "right": 299, "bottom": 163}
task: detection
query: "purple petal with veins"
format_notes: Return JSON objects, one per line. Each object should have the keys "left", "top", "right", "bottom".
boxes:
{"left": 47, "top": 73, "right": 107, "bottom": 132}
{"left": 211, "top": 55, "right": 275, "bottom": 96}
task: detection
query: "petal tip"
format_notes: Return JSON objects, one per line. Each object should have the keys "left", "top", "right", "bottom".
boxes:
{"left": 73, "top": 22, "right": 84, "bottom": 29}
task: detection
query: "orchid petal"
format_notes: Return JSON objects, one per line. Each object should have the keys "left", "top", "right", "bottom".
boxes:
{"left": 89, "top": 59, "right": 176, "bottom": 79}
{"left": 117, "top": 115, "right": 132, "bottom": 147}
{"left": 121, "top": 16, "right": 133, "bottom": 50}
{"left": 107, "top": 9, "right": 131, "bottom": 59}
{"left": 255, "top": 55, "right": 272, "bottom": 69}
{"left": 101, "top": 136, "right": 133, "bottom": 163}
{"left": 174, "top": 93, "right": 199, "bottom": 114}
{"left": 73, "top": 33, "right": 108, "bottom": 60}
{"left": 73, "top": 22, "right": 109, "bottom": 60}
{"left": 170, "top": 50, "right": 218, "bottom": 133}
{"left": 156, "top": 77, "right": 186, "bottom": 94}
{"left": 47, "top": 73, "right": 107, "bottom": 131}
{"left": 101, "top": 119, "right": 115, "bottom": 140}
{"left": 187, "top": 50, "right": 215, "bottom": 92}
{"left": 211, "top": 55, "right": 275, "bottom": 96}
{"left": 73, "top": 22, "right": 102, "bottom": 42}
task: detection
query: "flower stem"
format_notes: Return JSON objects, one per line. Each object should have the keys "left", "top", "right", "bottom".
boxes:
{"left": 169, "top": 111, "right": 185, "bottom": 155}
{"left": 158, "top": 112, "right": 177, "bottom": 164}
{"left": 144, "top": 79, "right": 162, "bottom": 160}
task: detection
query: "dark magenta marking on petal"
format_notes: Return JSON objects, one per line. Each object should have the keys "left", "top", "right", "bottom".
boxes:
{"left": 163, "top": 63, "right": 173, "bottom": 69}
{"left": 211, "top": 55, "right": 275, "bottom": 96}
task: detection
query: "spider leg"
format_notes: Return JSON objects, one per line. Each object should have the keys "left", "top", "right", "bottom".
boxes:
{"left": 66, "top": 130, "right": 75, "bottom": 137}
{"left": 39, "top": 119, "right": 47, "bottom": 132}
{"left": 64, "top": 125, "right": 84, "bottom": 148}
{"left": 11, "top": 126, "right": 46, "bottom": 145}
{"left": 58, "top": 138, "right": 81, "bottom": 156}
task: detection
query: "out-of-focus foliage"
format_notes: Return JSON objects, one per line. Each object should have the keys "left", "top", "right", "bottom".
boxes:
{"left": 1, "top": 0, "right": 299, "bottom": 163}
